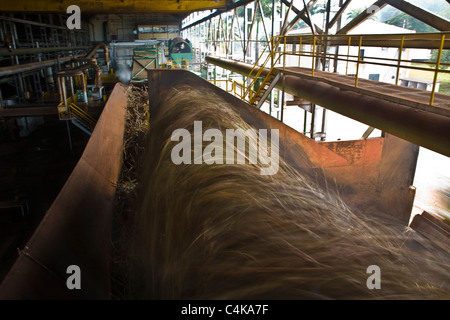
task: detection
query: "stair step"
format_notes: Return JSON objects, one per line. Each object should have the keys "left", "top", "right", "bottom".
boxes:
{"left": 71, "top": 118, "right": 92, "bottom": 136}
{"left": 74, "top": 120, "right": 90, "bottom": 129}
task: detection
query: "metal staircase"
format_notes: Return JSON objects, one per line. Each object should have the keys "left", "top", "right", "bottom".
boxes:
{"left": 243, "top": 37, "right": 283, "bottom": 108}
{"left": 58, "top": 100, "right": 97, "bottom": 135}
{"left": 71, "top": 116, "right": 94, "bottom": 136}
{"left": 253, "top": 72, "right": 281, "bottom": 109}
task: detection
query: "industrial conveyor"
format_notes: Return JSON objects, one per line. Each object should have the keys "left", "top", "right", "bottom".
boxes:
{"left": 0, "top": 70, "right": 444, "bottom": 299}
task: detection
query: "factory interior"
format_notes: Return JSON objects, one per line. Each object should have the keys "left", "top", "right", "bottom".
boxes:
{"left": 0, "top": 0, "right": 449, "bottom": 300}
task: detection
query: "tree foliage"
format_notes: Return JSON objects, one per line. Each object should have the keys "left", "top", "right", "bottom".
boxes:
{"left": 347, "top": 8, "right": 364, "bottom": 21}
{"left": 430, "top": 50, "right": 450, "bottom": 69}
{"left": 385, "top": 12, "right": 436, "bottom": 32}
{"left": 237, "top": 0, "right": 279, "bottom": 19}
{"left": 346, "top": 7, "right": 379, "bottom": 21}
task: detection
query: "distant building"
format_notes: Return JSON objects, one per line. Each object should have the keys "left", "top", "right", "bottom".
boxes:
{"left": 399, "top": 77, "right": 440, "bottom": 92}
{"left": 289, "top": 20, "right": 432, "bottom": 85}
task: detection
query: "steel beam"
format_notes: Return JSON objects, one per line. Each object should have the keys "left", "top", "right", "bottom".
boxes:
{"left": 281, "top": 0, "right": 317, "bottom": 35}
{"left": 181, "top": 0, "right": 255, "bottom": 31}
{"left": 205, "top": 55, "right": 450, "bottom": 157}
{"left": 0, "top": 15, "right": 87, "bottom": 31}
{"left": 280, "top": 0, "right": 323, "bottom": 34}
{"left": 337, "top": 0, "right": 387, "bottom": 34}
{"left": 329, "top": 0, "right": 352, "bottom": 29}
{"left": 0, "top": 0, "right": 228, "bottom": 14}
{"left": 384, "top": 0, "right": 450, "bottom": 32}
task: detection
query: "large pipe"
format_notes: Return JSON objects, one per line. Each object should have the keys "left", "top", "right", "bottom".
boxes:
{"left": 0, "top": 46, "right": 91, "bottom": 57}
{"left": 205, "top": 55, "right": 450, "bottom": 157}
{"left": 85, "top": 42, "right": 109, "bottom": 65}
{"left": 0, "top": 44, "right": 107, "bottom": 78}
{"left": 56, "top": 71, "right": 88, "bottom": 104}
{"left": 57, "top": 62, "right": 102, "bottom": 88}
{"left": 0, "top": 56, "right": 80, "bottom": 77}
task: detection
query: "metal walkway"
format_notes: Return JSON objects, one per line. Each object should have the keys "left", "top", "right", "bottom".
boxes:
{"left": 282, "top": 66, "right": 450, "bottom": 118}
{"left": 205, "top": 33, "right": 450, "bottom": 158}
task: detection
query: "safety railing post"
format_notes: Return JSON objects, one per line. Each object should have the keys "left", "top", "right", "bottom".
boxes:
{"left": 395, "top": 35, "right": 405, "bottom": 86}
{"left": 430, "top": 34, "right": 445, "bottom": 106}
{"left": 346, "top": 36, "right": 351, "bottom": 76}
{"left": 312, "top": 35, "right": 316, "bottom": 77}
{"left": 271, "top": 36, "right": 274, "bottom": 68}
{"left": 298, "top": 36, "right": 302, "bottom": 67}
{"left": 355, "top": 36, "right": 363, "bottom": 87}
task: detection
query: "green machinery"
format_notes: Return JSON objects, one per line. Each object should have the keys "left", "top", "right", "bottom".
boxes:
{"left": 164, "top": 37, "right": 193, "bottom": 69}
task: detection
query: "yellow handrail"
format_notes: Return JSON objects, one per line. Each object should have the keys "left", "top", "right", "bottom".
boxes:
{"left": 68, "top": 103, "right": 97, "bottom": 129}
{"left": 57, "top": 100, "right": 97, "bottom": 130}
{"left": 211, "top": 32, "right": 450, "bottom": 106}
{"left": 249, "top": 52, "right": 285, "bottom": 105}
{"left": 243, "top": 36, "right": 283, "bottom": 99}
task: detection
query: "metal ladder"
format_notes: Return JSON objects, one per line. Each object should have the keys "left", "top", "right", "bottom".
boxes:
{"left": 243, "top": 37, "right": 284, "bottom": 108}
{"left": 58, "top": 101, "right": 97, "bottom": 136}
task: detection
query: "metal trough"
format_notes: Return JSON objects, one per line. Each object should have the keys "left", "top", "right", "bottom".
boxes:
{"left": 149, "top": 69, "right": 418, "bottom": 225}
{"left": 0, "top": 70, "right": 422, "bottom": 299}
{"left": 0, "top": 83, "right": 127, "bottom": 299}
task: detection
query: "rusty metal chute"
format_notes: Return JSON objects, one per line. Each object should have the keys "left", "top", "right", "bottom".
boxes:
{"left": 148, "top": 69, "right": 419, "bottom": 225}
{"left": 0, "top": 70, "right": 425, "bottom": 298}
{"left": 0, "top": 83, "right": 127, "bottom": 299}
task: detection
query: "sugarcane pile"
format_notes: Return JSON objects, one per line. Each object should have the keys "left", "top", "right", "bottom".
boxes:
{"left": 112, "top": 84, "right": 149, "bottom": 299}
{"left": 116, "top": 84, "right": 450, "bottom": 299}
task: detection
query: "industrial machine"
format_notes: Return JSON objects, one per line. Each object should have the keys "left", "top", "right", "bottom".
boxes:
{"left": 162, "top": 37, "right": 193, "bottom": 69}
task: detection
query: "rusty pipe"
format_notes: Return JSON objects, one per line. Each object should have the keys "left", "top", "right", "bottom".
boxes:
{"left": 85, "top": 42, "right": 109, "bottom": 65}
{"left": 74, "top": 58, "right": 98, "bottom": 65}
{"left": 0, "top": 55, "right": 79, "bottom": 77}
{"left": 57, "top": 72, "right": 88, "bottom": 103}
{"left": 56, "top": 76, "right": 63, "bottom": 104}
{"left": 57, "top": 62, "right": 102, "bottom": 88}
{"left": 61, "top": 77, "right": 68, "bottom": 108}
{"left": 57, "top": 67, "right": 90, "bottom": 103}
{"left": 0, "top": 46, "right": 91, "bottom": 57}
{"left": 80, "top": 73, "right": 88, "bottom": 102}
{"left": 0, "top": 42, "right": 108, "bottom": 78}
{"left": 205, "top": 55, "right": 450, "bottom": 157}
